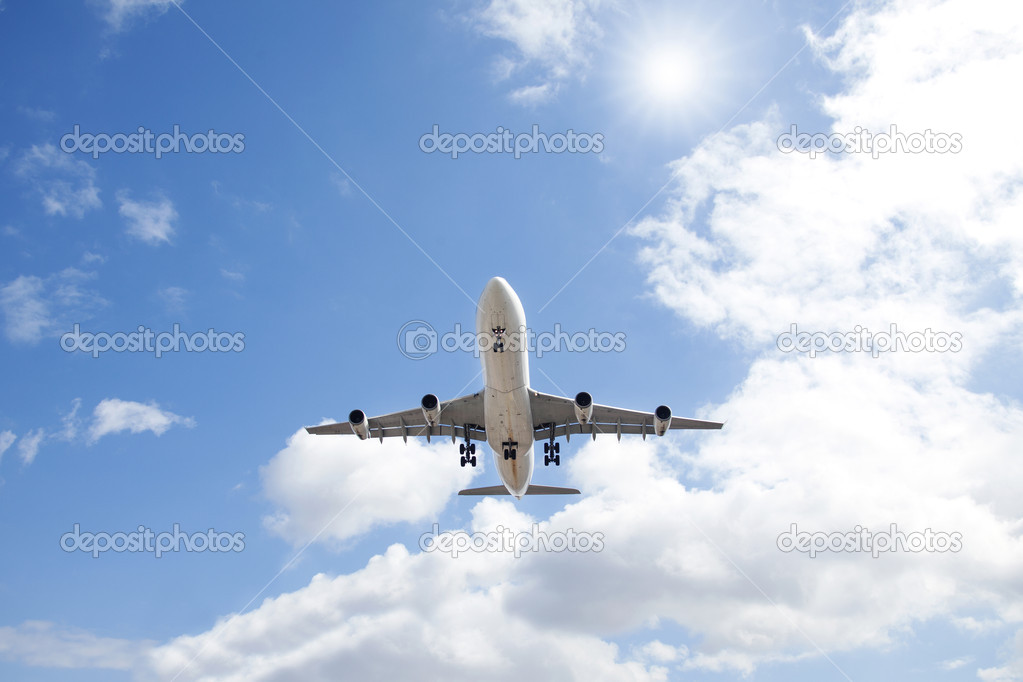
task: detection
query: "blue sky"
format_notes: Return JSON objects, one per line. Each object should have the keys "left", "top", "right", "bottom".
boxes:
{"left": 1, "top": 0, "right": 1022, "bottom": 680}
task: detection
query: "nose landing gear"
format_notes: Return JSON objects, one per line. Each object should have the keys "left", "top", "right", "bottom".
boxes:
{"left": 501, "top": 441, "right": 518, "bottom": 460}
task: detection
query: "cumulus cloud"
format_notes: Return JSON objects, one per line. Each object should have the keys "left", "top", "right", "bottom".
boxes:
{"left": 88, "top": 399, "right": 195, "bottom": 443}
{"left": 622, "top": 0, "right": 1023, "bottom": 674}
{"left": 11, "top": 1, "right": 1023, "bottom": 680}
{"left": 14, "top": 144, "right": 101, "bottom": 218}
{"left": 142, "top": 541, "right": 666, "bottom": 682}
{"left": 260, "top": 427, "right": 477, "bottom": 546}
{"left": 118, "top": 192, "right": 178, "bottom": 245}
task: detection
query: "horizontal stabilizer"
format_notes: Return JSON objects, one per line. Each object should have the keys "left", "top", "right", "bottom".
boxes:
{"left": 458, "top": 484, "right": 581, "bottom": 496}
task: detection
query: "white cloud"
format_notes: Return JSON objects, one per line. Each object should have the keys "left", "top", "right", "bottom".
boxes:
{"left": 81, "top": 251, "right": 106, "bottom": 265}
{"left": 141, "top": 542, "right": 665, "bottom": 682}
{"left": 260, "top": 427, "right": 477, "bottom": 545}
{"left": 637, "top": 640, "right": 687, "bottom": 664}
{"left": 118, "top": 193, "right": 177, "bottom": 245}
{"left": 99, "top": 0, "right": 180, "bottom": 32}
{"left": 158, "top": 286, "right": 188, "bottom": 312}
{"left": 58, "top": 398, "right": 82, "bottom": 442}
{"left": 17, "top": 429, "right": 44, "bottom": 466}
{"left": 621, "top": 0, "right": 1023, "bottom": 674}
{"left": 508, "top": 82, "right": 558, "bottom": 106}
{"left": 0, "top": 268, "right": 105, "bottom": 344}
{"left": 88, "top": 399, "right": 195, "bottom": 444}
{"left": 329, "top": 172, "right": 351, "bottom": 197}
{"left": 9, "top": 1, "right": 1023, "bottom": 680}
{"left": 15, "top": 144, "right": 101, "bottom": 218}
{"left": 0, "top": 620, "right": 150, "bottom": 670}
{"left": 16, "top": 106, "right": 56, "bottom": 122}
{"left": 979, "top": 630, "right": 1023, "bottom": 681}
{"left": 939, "top": 655, "right": 972, "bottom": 670}
{"left": 0, "top": 431, "right": 15, "bottom": 465}
{"left": 220, "top": 269, "right": 244, "bottom": 283}
{"left": 471, "top": 0, "right": 602, "bottom": 102}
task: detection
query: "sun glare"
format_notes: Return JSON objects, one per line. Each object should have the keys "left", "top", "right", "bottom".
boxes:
{"left": 640, "top": 46, "right": 696, "bottom": 104}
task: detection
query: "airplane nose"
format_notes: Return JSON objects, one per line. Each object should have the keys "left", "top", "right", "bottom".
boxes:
{"left": 479, "top": 276, "right": 514, "bottom": 310}
{"left": 484, "top": 276, "right": 511, "bottom": 297}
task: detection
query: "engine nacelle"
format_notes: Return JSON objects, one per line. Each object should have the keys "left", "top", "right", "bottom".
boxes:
{"left": 421, "top": 393, "right": 441, "bottom": 425}
{"left": 653, "top": 405, "right": 672, "bottom": 436}
{"left": 574, "top": 391, "right": 593, "bottom": 424}
{"left": 349, "top": 409, "right": 370, "bottom": 440}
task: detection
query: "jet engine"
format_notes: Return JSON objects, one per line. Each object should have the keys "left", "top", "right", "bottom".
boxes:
{"left": 653, "top": 405, "right": 672, "bottom": 436}
{"left": 421, "top": 393, "right": 441, "bottom": 425}
{"left": 574, "top": 391, "right": 593, "bottom": 424}
{"left": 349, "top": 409, "right": 370, "bottom": 440}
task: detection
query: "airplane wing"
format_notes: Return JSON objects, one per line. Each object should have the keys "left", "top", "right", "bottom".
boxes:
{"left": 528, "top": 390, "right": 723, "bottom": 441}
{"left": 305, "top": 392, "right": 485, "bottom": 443}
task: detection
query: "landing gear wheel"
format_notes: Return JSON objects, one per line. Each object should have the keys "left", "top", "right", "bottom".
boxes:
{"left": 510, "top": 448, "right": 517, "bottom": 460}
{"left": 469, "top": 455, "right": 477, "bottom": 467}
{"left": 553, "top": 454, "right": 561, "bottom": 466}
{"left": 544, "top": 442, "right": 550, "bottom": 454}
{"left": 553, "top": 442, "right": 560, "bottom": 454}
{"left": 469, "top": 443, "right": 476, "bottom": 455}
{"left": 460, "top": 455, "right": 468, "bottom": 467}
{"left": 459, "top": 443, "right": 466, "bottom": 455}
{"left": 544, "top": 454, "right": 551, "bottom": 466}
{"left": 503, "top": 448, "right": 510, "bottom": 460}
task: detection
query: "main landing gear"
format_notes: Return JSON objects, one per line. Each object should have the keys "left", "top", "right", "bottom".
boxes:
{"left": 502, "top": 441, "right": 518, "bottom": 461}
{"left": 543, "top": 438, "right": 561, "bottom": 466}
{"left": 459, "top": 433, "right": 477, "bottom": 468}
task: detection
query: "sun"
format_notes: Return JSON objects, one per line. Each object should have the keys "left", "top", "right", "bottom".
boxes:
{"left": 639, "top": 46, "right": 697, "bottom": 105}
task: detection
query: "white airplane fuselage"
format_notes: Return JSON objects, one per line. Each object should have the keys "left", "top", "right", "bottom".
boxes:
{"left": 476, "top": 277, "right": 534, "bottom": 498}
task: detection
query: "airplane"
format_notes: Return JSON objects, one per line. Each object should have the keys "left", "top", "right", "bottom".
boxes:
{"left": 306, "top": 276, "right": 723, "bottom": 499}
